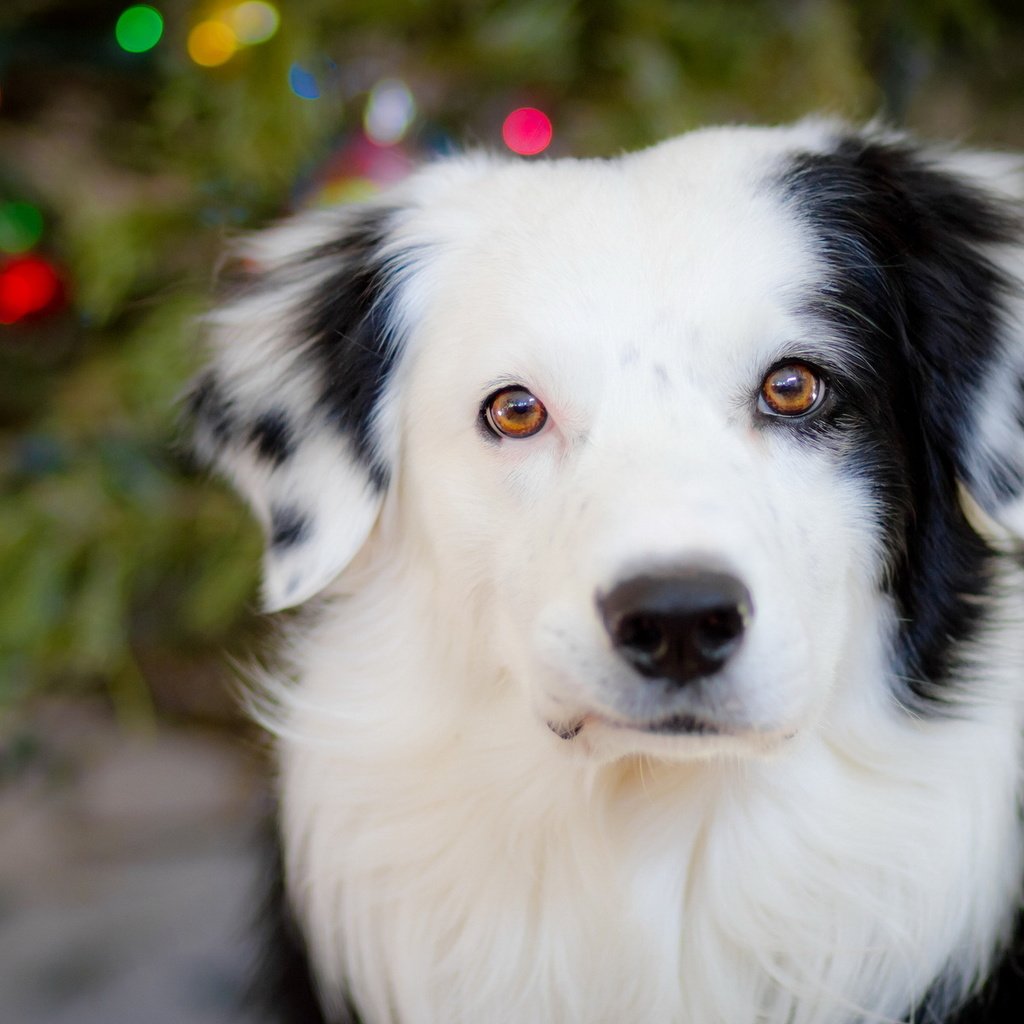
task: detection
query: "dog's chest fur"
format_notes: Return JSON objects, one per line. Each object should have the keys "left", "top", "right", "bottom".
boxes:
{"left": 270, "top": 576, "right": 1023, "bottom": 1024}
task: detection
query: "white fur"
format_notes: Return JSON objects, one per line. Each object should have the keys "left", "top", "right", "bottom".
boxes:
{"left": 207, "top": 122, "right": 1024, "bottom": 1023}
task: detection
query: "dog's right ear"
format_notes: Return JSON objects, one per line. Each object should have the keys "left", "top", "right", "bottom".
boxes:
{"left": 189, "top": 204, "right": 413, "bottom": 611}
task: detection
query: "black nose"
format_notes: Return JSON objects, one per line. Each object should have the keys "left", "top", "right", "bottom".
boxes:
{"left": 598, "top": 571, "right": 752, "bottom": 687}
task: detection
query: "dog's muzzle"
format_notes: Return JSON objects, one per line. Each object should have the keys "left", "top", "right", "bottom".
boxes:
{"left": 598, "top": 570, "right": 752, "bottom": 688}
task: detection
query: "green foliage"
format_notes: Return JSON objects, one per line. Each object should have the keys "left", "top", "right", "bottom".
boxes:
{"left": 0, "top": 0, "right": 1020, "bottom": 719}
{"left": 0, "top": 287, "right": 262, "bottom": 713}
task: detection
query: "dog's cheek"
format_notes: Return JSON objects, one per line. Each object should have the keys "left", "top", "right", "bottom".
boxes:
{"left": 747, "top": 448, "right": 883, "bottom": 717}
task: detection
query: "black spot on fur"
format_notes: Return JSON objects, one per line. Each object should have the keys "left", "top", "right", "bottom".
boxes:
{"left": 303, "top": 209, "right": 415, "bottom": 491}
{"left": 251, "top": 409, "right": 295, "bottom": 466}
{"left": 247, "top": 822, "right": 364, "bottom": 1024}
{"left": 270, "top": 505, "right": 310, "bottom": 549}
{"left": 188, "top": 371, "right": 236, "bottom": 448}
{"left": 201, "top": 207, "right": 412, "bottom": 494}
{"left": 778, "top": 134, "right": 1020, "bottom": 705}
{"left": 911, "top": 911, "right": 1024, "bottom": 1022}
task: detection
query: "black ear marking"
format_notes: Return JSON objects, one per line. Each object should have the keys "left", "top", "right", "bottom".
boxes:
{"left": 778, "top": 132, "right": 1022, "bottom": 706}
{"left": 270, "top": 505, "right": 311, "bottom": 549}
{"left": 303, "top": 209, "right": 412, "bottom": 492}
{"left": 189, "top": 371, "right": 237, "bottom": 449}
{"left": 191, "top": 199, "right": 422, "bottom": 609}
{"left": 250, "top": 409, "right": 295, "bottom": 466}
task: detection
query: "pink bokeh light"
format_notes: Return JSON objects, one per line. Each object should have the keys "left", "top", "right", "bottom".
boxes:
{"left": 502, "top": 107, "right": 553, "bottom": 156}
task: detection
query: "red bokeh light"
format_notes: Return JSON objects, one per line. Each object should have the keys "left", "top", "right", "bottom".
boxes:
{"left": 502, "top": 107, "right": 553, "bottom": 156}
{"left": 0, "top": 255, "right": 62, "bottom": 324}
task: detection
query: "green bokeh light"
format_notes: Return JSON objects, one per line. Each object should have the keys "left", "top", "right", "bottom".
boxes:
{"left": 115, "top": 5, "right": 164, "bottom": 54}
{"left": 0, "top": 202, "right": 44, "bottom": 254}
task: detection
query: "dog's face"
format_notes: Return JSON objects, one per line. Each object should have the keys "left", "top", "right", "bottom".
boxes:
{"left": 397, "top": 141, "right": 876, "bottom": 761}
{"left": 194, "top": 122, "right": 1024, "bottom": 763}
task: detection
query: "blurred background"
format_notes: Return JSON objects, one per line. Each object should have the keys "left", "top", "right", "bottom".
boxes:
{"left": 0, "top": 1, "right": 1021, "bottom": 1021}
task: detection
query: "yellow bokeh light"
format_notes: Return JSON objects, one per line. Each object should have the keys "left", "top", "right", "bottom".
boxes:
{"left": 188, "top": 20, "right": 238, "bottom": 67}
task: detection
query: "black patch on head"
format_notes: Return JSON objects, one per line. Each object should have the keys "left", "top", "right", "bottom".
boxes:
{"left": 250, "top": 409, "right": 295, "bottom": 466}
{"left": 188, "top": 371, "right": 236, "bottom": 449}
{"left": 778, "top": 134, "right": 1020, "bottom": 705}
{"left": 302, "top": 208, "right": 413, "bottom": 491}
{"left": 270, "top": 505, "right": 310, "bottom": 549}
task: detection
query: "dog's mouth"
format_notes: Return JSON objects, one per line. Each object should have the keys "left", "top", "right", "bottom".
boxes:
{"left": 644, "top": 712, "right": 723, "bottom": 736}
{"left": 549, "top": 711, "right": 724, "bottom": 741}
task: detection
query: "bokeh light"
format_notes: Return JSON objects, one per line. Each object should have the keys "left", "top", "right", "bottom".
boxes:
{"left": 502, "top": 107, "right": 553, "bottom": 156}
{"left": 0, "top": 202, "right": 44, "bottom": 254}
{"left": 298, "top": 135, "right": 416, "bottom": 209}
{"left": 115, "top": 5, "right": 164, "bottom": 54}
{"left": 289, "top": 63, "right": 320, "bottom": 100}
{"left": 227, "top": 1, "right": 280, "bottom": 45}
{"left": 188, "top": 20, "right": 238, "bottom": 67}
{"left": 363, "top": 79, "right": 416, "bottom": 147}
{"left": 0, "top": 255, "right": 62, "bottom": 325}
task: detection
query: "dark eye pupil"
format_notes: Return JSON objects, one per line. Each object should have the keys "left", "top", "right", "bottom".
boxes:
{"left": 502, "top": 392, "right": 538, "bottom": 419}
{"left": 772, "top": 370, "right": 809, "bottom": 397}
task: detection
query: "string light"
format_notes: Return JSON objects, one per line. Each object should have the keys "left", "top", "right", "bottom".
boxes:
{"left": 115, "top": 5, "right": 164, "bottom": 53}
{"left": 288, "top": 63, "right": 320, "bottom": 100}
{"left": 0, "top": 256, "right": 62, "bottom": 325}
{"left": 187, "top": 3, "right": 280, "bottom": 68}
{"left": 363, "top": 79, "right": 416, "bottom": 146}
{"left": 0, "top": 202, "right": 44, "bottom": 254}
{"left": 502, "top": 107, "right": 553, "bottom": 156}
{"left": 188, "top": 19, "right": 238, "bottom": 67}
{"left": 297, "top": 134, "right": 416, "bottom": 210}
{"left": 227, "top": 1, "right": 280, "bottom": 45}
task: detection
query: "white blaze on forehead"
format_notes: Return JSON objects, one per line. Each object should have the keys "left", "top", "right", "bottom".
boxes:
{"left": 388, "top": 123, "right": 872, "bottom": 753}
{"left": 403, "top": 126, "right": 832, "bottom": 419}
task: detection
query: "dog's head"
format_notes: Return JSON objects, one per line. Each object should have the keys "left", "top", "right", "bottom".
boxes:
{"left": 193, "top": 122, "right": 1023, "bottom": 761}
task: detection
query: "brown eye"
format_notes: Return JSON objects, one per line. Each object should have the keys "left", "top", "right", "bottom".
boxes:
{"left": 484, "top": 386, "right": 548, "bottom": 439}
{"left": 759, "top": 362, "right": 825, "bottom": 417}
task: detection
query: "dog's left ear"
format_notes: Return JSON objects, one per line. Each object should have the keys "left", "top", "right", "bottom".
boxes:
{"left": 932, "top": 151, "right": 1024, "bottom": 539}
{"left": 785, "top": 131, "right": 1024, "bottom": 538}
{"left": 190, "top": 204, "right": 415, "bottom": 610}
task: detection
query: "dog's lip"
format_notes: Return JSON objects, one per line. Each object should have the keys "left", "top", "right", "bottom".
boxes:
{"left": 640, "top": 711, "right": 724, "bottom": 736}
{"left": 549, "top": 710, "right": 726, "bottom": 740}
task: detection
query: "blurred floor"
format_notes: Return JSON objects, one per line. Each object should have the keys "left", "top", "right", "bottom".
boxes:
{"left": 0, "top": 702, "right": 268, "bottom": 1023}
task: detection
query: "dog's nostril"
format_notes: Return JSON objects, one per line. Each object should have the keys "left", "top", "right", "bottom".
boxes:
{"left": 694, "top": 608, "right": 745, "bottom": 660}
{"left": 614, "top": 614, "right": 669, "bottom": 660}
{"left": 599, "top": 571, "right": 751, "bottom": 688}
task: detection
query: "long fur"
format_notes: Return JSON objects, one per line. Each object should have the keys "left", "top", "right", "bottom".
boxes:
{"left": 194, "top": 120, "right": 1024, "bottom": 1024}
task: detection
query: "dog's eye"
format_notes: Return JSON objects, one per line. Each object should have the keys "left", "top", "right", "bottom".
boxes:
{"left": 483, "top": 387, "right": 548, "bottom": 439}
{"left": 758, "top": 362, "right": 825, "bottom": 417}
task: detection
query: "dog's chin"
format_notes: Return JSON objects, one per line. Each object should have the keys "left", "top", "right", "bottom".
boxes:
{"left": 548, "top": 709, "right": 792, "bottom": 763}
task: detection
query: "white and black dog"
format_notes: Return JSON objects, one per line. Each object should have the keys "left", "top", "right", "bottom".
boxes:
{"left": 192, "top": 120, "right": 1024, "bottom": 1024}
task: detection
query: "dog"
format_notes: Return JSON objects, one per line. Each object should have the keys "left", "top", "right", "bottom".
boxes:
{"left": 191, "top": 120, "right": 1024, "bottom": 1023}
